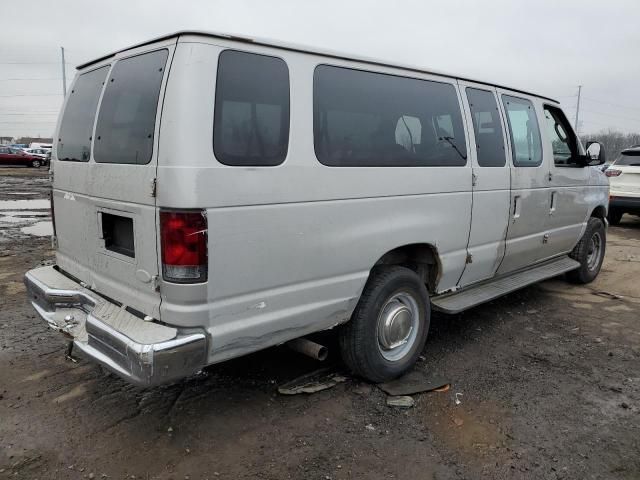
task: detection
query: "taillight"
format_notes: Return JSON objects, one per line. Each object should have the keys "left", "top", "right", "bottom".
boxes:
{"left": 606, "top": 169, "right": 622, "bottom": 177}
{"left": 160, "top": 210, "right": 208, "bottom": 283}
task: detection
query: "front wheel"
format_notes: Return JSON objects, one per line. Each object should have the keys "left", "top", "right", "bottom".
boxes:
{"left": 339, "top": 266, "right": 430, "bottom": 383}
{"left": 567, "top": 217, "right": 606, "bottom": 284}
{"left": 31, "top": 159, "right": 41, "bottom": 168}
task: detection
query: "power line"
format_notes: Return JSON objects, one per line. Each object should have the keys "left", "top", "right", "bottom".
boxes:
{"left": 579, "top": 108, "right": 640, "bottom": 123}
{"left": 582, "top": 96, "right": 640, "bottom": 114}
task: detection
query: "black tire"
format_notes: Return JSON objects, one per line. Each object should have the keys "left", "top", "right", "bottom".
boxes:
{"left": 339, "top": 266, "right": 430, "bottom": 383}
{"left": 607, "top": 209, "right": 623, "bottom": 226}
{"left": 31, "top": 159, "right": 41, "bottom": 168}
{"left": 566, "top": 217, "right": 606, "bottom": 284}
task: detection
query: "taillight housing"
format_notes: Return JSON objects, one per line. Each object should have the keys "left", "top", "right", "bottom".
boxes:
{"left": 606, "top": 169, "right": 622, "bottom": 177}
{"left": 160, "top": 210, "right": 208, "bottom": 283}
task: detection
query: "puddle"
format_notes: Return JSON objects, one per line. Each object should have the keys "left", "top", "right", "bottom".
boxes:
{"left": 1, "top": 211, "right": 49, "bottom": 217}
{"left": 20, "top": 221, "right": 53, "bottom": 237}
{"left": 0, "top": 216, "right": 39, "bottom": 224}
{"left": 0, "top": 199, "right": 50, "bottom": 210}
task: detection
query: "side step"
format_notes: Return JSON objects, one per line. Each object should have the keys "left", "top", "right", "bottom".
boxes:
{"left": 431, "top": 256, "right": 580, "bottom": 314}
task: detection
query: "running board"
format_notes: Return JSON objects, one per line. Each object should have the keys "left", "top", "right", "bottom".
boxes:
{"left": 431, "top": 256, "right": 580, "bottom": 314}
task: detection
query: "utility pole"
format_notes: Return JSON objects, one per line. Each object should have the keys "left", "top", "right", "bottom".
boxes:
{"left": 60, "top": 47, "right": 67, "bottom": 97}
{"left": 574, "top": 85, "right": 582, "bottom": 135}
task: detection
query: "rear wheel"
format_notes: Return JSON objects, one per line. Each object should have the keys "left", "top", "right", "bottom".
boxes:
{"left": 339, "top": 266, "right": 430, "bottom": 383}
{"left": 567, "top": 217, "right": 606, "bottom": 284}
{"left": 30, "top": 159, "right": 41, "bottom": 168}
{"left": 607, "top": 209, "right": 623, "bottom": 226}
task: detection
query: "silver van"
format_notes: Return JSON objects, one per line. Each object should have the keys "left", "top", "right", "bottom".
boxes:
{"left": 25, "top": 31, "right": 609, "bottom": 386}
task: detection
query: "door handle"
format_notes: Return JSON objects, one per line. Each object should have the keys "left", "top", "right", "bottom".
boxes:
{"left": 550, "top": 191, "right": 557, "bottom": 216}
{"left": 513, "top": 195, "right": 521, "bottom": 220}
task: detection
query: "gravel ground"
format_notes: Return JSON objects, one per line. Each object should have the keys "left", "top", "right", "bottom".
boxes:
{"left": 1, "top": 168, "right": 639, "bottom": 480}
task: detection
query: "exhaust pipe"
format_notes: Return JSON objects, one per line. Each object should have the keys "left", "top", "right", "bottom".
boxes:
{"left": 286, "top": 338, "right": 328, "bottom": 361}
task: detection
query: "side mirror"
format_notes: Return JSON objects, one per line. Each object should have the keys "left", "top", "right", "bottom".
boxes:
{"left": 585, "top": 141, "right": 606, "bottom": 166}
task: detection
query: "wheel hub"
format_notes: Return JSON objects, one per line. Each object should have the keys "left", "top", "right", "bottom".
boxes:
{"left": 586, "top": 231, "right": 602, "bottom": 271}
{"left": 376, "top": 292, "right": 419, "bottom": 361}
{"left": 378, "top": 301, "right": 413, "bottom": 350}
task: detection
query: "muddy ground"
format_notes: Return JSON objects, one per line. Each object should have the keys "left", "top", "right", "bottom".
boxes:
{"left": 1, "top": 167, "right": 639, "bottom": 480}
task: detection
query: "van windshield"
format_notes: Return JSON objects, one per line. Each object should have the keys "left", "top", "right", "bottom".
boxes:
{"left": 57, "top": 66, "right": 109, "bottom": 162}
{"left": 94, "top": 49, "right": 168, "bottom": 165}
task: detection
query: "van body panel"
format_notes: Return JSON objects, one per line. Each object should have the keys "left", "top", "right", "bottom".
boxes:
{"left": 160, "top": 193, "right": 471, "bottom": 361}
{"left": 52, "top": 38, "right": 177, "bottom": 319}
{"left": 30, "top": 31, "right": 609, "bottom": 385}
{"left": 155, "top": 39, "right": 473, "bottom": 358}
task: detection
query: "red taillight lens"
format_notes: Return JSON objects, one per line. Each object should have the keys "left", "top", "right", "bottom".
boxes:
{"left": 160, "top": 210, "right": 208, "bottom": 283}
{"left": 606, "top": 169, "right": 622, "bottom": 177}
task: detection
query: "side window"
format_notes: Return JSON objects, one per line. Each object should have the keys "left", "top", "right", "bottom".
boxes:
{"left": 502, "top": 95, "right": 543, "bottom": 167}
{"left": 543, "top": 106, "right": 578, "bottom": 166}
{"left": 94, "top": 49, "right": 168, "bottom": 165}
{"left": 0, "top": 147, "right": 8, "bottom": 154}
{"left": 213, "top": 50, "right": 290, "bottom": 166}
{"left": 465, "top": 88, "right": 506, "bottom": 167}
{"left": 313, "top": 65, "right": 467, "bottom": 167}
{"left": 57, "top": 66, "right": 109, "bottom": 162}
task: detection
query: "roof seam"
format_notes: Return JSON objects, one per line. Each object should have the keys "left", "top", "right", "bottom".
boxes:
{"left": 76, "top": 30, "right": 559, "bottom": 103}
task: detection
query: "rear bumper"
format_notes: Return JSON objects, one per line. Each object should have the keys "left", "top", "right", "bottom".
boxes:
{"left": 610, "top": 195, "right": 640, "bottom": 211}
{"left": 24, "top": 266, "right": 208, "bottom": 387}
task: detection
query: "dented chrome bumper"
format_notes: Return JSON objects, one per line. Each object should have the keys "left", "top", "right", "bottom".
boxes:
{"left": 24, "top": 266, "right": 208, "bottom": 387}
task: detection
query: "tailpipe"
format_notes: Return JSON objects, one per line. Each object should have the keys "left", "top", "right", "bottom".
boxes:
{"left": 286, "top": 338, "right": 328, "bottom": 361}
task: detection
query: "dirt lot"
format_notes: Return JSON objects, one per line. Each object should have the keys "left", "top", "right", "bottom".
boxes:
{"left": 1, "top": 168, "right": 639, "bottom": 480}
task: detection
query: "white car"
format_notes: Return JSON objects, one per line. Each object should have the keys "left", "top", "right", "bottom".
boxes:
{"left": 606, "top": 147, "right": 640, "bottom": 225}
{"left": 23, "top": 148, "right": 50, "bottom": 159}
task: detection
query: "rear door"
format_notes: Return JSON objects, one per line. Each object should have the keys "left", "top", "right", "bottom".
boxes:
{"left": 53, "top": 40, "right": 176, "bottom": 319}
{"left": 458, "top": 83, "right": 510, "bottom": 286}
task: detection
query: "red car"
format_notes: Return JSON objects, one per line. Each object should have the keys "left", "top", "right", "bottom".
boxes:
{"left": 0, "top": 147, "right": 47, "bottom": 168}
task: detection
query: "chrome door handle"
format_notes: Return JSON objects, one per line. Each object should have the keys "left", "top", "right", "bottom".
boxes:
{"left": 550, "top": 191, "right": 557, "bottom": 215}
{"left": 513, "top": 195, "right": 521, "bottom": 220}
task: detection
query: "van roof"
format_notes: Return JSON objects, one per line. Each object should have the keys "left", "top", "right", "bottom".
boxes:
{"left": 78, "top": 30, "right": 559, "bottom": 104}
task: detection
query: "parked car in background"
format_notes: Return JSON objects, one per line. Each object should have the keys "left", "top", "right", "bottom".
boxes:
{"left": 23, "top": 148, "right": 51, "bottom": 159}
{"left": 607, "top": 146, "right": 640, "bottom": 224}
{"left": 29, "top": 142, "right": 53, "bottom": 150}
{"left": 0, "top": 146, "right": 47, "bottom": 167}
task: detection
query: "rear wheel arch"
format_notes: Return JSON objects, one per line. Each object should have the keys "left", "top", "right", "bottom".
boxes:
{"left": 590, "top": 205, "right": 607, "bottom": 222}
{"left": 373, "top": 243, "right": 441, "bottom": 293}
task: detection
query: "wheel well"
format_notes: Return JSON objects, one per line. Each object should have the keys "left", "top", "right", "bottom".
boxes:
{"left": 591, "top": 205, "right": 606, "bottom": 221}
{"left": 374, "top": 243, "right": 441, "bottom": 293}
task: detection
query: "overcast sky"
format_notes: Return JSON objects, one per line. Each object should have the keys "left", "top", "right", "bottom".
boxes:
{"left": 1, "top": 0, "right": 639, "bottom": 139}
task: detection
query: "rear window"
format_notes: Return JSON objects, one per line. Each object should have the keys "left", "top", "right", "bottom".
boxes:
{"left": 313, "top": 65, "right": 467, "bottom": 167}
{"left": 213, "top": 50, "right": 290, "bottom": 166}
{"left": 94, "top": 49, "right": 168, "bottom": 165}
{"left": 616, "top": 152, "right": 640, "bottom": 166}
{"left": 57, "top": 66, "right": 109, "bottom": 162}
